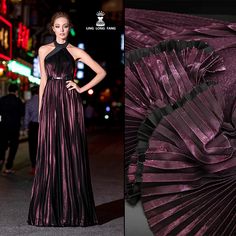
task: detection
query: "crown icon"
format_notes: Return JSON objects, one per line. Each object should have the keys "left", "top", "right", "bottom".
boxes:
{"left": 96, "top": 11, "right": 105, "bottom": 17}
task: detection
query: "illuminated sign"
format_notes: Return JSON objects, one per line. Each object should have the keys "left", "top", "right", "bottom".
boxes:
{"left": 33, "top": 56, "right": 40, "bottom": 77}
{"left": 17, "top": 22, "right": 30, "bottom": 50}
{"left": 0, "top": 16, "right": 12, "bottom": 60}
{"left": 29, "top": 75, "right": 40, "bottom": 85}
{"left": 76, "top": 43, "right": 85, "bottom": 79}
{"left": 7, "top": 60, "right": 40, "bottom": 85}
{"left": 8, "top": 60, "right": 31, "bottom": 77}
{"left": 0, "top": 0, "right": 7, "bottom": 15}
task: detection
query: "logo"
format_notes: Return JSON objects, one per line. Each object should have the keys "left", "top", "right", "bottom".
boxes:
{"left": 96, "top": 11, "right": 105, "bottom": 27}
{"left": 86, "top": 11, "right": 116, "bottom": 31}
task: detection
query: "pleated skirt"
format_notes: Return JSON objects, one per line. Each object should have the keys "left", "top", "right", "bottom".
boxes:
{"left": 27, "top": 79, "right": 98, "bottom": 226}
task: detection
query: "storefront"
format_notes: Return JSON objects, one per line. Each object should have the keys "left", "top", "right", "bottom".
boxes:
{"left": 0, "top": 58, "right": 39, "bottom": 99}
{"left": 0, "top": 11, "right": 39, "bottom": 99}
{"left": 0, "top": 14, "right": 12, "bottom": 97}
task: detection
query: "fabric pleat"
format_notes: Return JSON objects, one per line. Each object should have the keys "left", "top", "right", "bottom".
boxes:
{"left": 125, "top": 37, "right": 236, "bottom": 235}
{"left": 125, "top": 8, "right": 236, "bottom": 120}
{"left": 125, "top": 8, "right": 236, "bottom": 52}
{"left": 27, "top": 41, "right": 97, "bottom": 226}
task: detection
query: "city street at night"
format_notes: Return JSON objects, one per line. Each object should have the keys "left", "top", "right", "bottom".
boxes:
{"left": 0, "top": 127, "right": 123, "bottom": 236}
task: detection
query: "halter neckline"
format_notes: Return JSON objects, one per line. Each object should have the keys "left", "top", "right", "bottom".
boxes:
{"left": 54, "top": 40, "right": 69, "bottom": 48}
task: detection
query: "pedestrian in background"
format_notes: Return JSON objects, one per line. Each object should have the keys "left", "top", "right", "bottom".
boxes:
{"left": 24, "top": 85, "right": 39, "bottom": 176}
{"left": 0, "top": 84, "right": 25, "bottom": 174}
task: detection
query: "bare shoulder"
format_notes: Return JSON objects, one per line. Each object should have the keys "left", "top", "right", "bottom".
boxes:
{"left": 38, "top": 42, "right": 55, "bottom": 58}
{"left": 67, "top": 44, "right": 84, "bottom": 53}
{"left": 67, "top": 44, "right": 89, "bottom": 60}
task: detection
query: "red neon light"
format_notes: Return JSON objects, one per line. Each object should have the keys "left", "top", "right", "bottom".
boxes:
{"left": 17, "top": 22, "right": 30, "bottom": 50}
{"left": 0, "top": 15, "right": 11, "bottom": 26}
{"left": 0, "top": 0, "right": 7, "bottom": 15}
{"left": 17, "top": 23, "right": 22, "bottom": 47}
{"left": 0, "top": 15, "right": 12, "bottom": 60}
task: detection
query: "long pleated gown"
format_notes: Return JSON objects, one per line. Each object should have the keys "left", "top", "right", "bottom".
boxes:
{"left": 27, "top": 41, "right": 98, "bottom": 226}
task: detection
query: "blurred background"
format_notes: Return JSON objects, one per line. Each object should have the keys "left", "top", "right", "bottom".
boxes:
{"left": 0, "top": 0, "right": 124, "bottom": 132}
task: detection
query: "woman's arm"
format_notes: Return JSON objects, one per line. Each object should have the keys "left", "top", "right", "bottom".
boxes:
{"left": 66, "top": 47, "right": 107, "bottom": 93}
{"left": 38, "top": 46, "right": 48, "bottom": 114}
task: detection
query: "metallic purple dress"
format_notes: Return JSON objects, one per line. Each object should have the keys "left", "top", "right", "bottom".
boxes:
{"left": 125, "top": 9, "right": 236, "bottom": 235}
{"left": 27, "top": 41, "right": 97, "bottom": 227}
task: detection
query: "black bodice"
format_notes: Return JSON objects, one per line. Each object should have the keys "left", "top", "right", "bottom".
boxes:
{"left": 44, "top": 41, "right": 75, "bottom": 80}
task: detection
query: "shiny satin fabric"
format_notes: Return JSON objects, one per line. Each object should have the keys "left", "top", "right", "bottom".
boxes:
{"left": 125, "top": 8, "right": 236, "bottom": 52}
{"left": 125, "top": 11, "right": 236, "bottom": 235}
{"left": 27, "top": 41, "right": 97, "bottom": 226}
{"left": 125, "top": 8, "right": 236, "bottom": 119}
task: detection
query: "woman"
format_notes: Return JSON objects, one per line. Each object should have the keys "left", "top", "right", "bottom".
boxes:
{"left": 27, "top": 11, "right": 106, "bottom": 227}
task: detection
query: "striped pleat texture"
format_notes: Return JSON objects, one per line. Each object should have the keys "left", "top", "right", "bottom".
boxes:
{"left": 125, "top": 8, "right": 235, "bottom": 52}
{"left": 125, "top": 40, "right": 236, "bottom": 235}
{"left": 27, "top": 79, "right": 97, "bottom": 226}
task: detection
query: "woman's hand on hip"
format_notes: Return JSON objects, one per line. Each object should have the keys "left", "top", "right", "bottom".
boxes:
{"left": 66, "top": 80, "right": 82, "bottom": 93}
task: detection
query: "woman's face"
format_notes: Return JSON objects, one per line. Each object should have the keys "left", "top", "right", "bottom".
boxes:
{"left": 52, "top": 17, "right": 70, "bottom": 40}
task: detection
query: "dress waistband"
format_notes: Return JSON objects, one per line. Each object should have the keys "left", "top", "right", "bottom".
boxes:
{"left": 48, "top": 76, "right": 73, "bottom": 81}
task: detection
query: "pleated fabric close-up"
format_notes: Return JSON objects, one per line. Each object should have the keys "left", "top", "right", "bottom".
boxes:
{"left": 125, "top": 8, "right": 236, "bottom": 236}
